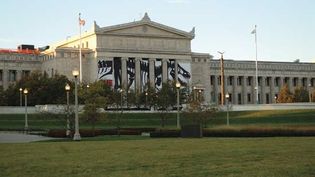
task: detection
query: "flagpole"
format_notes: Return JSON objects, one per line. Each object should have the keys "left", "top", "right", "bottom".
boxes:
{"left": 79, "top": 13, "right": 82, "bottom": 83}
{"left": 254, "top": 25, "right": 258, "bottom": 104}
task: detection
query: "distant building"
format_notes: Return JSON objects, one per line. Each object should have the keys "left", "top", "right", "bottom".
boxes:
{"left": 1, "top": 13, "right": 314, "bottom": 104}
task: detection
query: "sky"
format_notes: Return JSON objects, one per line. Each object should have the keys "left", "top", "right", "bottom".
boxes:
{"left": 0, "top": 0, "right": 314, "bottom": 62}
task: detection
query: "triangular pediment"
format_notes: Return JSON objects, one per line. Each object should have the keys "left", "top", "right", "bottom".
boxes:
{"left": 96, "top": 14, "right": 194, "bottom": 39}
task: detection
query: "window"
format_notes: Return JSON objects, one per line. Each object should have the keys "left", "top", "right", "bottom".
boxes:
{"left": 22, "top": 70, "right": 30, "bottom": 78}
{"left": 247, "top": 77, "right": 252, "bottom": 86}
{"left": 258, "top": 77, "right": 262, "bottom": 86}
{"left": 86, "top": 41, "right": 89, "bottom": 48}
{"left": 293, "top": 78, "right": 297, "bottom": 86}
{"left": 266, "top": 77, "right": 270, "bottom": 86}
{"left": 238, "top": 93, "right": 242, "bottom": 104}
{"left": 302, "top": 78, "right": 307, "bottom": 87}
{"left": 275, "top": 77, "right": 279, "bottom": 87}
{"left": 218, "top": 76, "right": 221, "bottom": 85}
{"left": 9, "top": 70, "right": 16, "bottom": 81}
{"left": 228, "top": 76, "right": 233, "bottom": 86}
{"left": 247, "top": 93, "right": 251, "bottom": 103}
{"left": 210, "top": 75, "right": 214, "bottom": 85}
{"left": 266, "top": 93, "right": 270, "bottom": 104}
{"left": 0, "top": 70, "right": 2, "bottom": 81}
{"left": 237, "top": 77, "right": 242, "bottom": 86}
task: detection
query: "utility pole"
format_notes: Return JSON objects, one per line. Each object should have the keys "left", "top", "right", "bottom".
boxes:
{"left": 218, "top": 51, "right": 225, "bottom": 106}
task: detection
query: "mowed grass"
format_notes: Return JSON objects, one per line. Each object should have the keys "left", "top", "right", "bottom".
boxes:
{"left": 0, "top": 109, "right": 315, "bottom": 130}
{"left": 0, "top": 137, "right": 315, "bottom": 177}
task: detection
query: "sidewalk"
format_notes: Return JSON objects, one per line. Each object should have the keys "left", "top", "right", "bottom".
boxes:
{"left": 0, "top": 132, "right": 59, "bottom": 143}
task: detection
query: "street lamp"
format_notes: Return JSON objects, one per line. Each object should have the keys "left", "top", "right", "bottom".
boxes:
{"left": 225, "top": 93, "right": 230, "bottom": 126}
{"left": 176, "top": 82, "right": 181, "bottom": 128}
{"left": 193, "top": 86, "right": 196, "bottom": 101}
{"left": 145, "top": 92, "right": 148, "bottom": 109}
{"left": 72, "top": 69, "right": 81, "bottom": 141}
{"left": 19, "top": 88, "right": 23, "bottom": 107}
{"left": 23, "top": 88, "right": 28, "bottom": 132}
{"left": 308, "top": 83, "right": 312, "bottom": 103}
{"left": 118, "top": 88, "right": 124, "bottom": 136}
{"left": 65, "top": 83, "right": 71, "bottom": 137}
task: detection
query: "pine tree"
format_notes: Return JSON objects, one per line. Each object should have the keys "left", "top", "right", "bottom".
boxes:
{"left": 277, "top": 84, "right": 293, "bottom": 103}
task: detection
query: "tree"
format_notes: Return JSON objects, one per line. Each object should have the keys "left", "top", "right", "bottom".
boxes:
{"left": 312, "top": 90, "right": 315, "bottom": 102}
{"left": 293, "top": 86, "right": 309, "bottom": 102}
{"left": 277, "top": 84, "right": 293, "bottom": 103}
{"left": 156, "top": 82, "right": 176, "bottom": 127}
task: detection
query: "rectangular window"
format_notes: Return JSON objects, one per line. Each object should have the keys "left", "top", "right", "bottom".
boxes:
{"left": 238, "top": 93, "right": 242, "bottom": 104}
{"left": 247, "top": 93, "right": 251, "bottom": 103}
{"left": 293, "top": 78, "right": 297, "bottom": 86}
{"left": 228, "top": 76, "right": 233, "bottom": 86}
{"left": 275, "top": 77, "right": 279, "bottom": 87}
{"left": 9, "top": 70, "right": 16, "bottom": 81}
{"left": 302, "top": 78, "right": 306, "bottom": 87}
{"left": 247, "top": 77, "right": 252, "bottom": 86}
{"left": 258, "top": 77, "right": 262, "bottom": 86}
{"left": 237, "top": 77, "right": 242, "bottom": 86}
{"left": 0, "top": 70, "right": 2, "bottom": 81}
{"left": 266, "top": 93, "right": 270, "bottom": 104}
{"left": 218, "top": 76, "right": 221, "bottom": 85}
{"left": 210, "top": 75, "right": 214, "bottom": 85}
{"left": 266, "top": 77, "right": 270, "bottom": 86}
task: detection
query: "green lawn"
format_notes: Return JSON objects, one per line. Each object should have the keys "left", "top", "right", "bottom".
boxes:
{"left": 0, "top": 109, "right": 315, "bottom": 130}
{"left": 0, "top": 137, "right": 314, "bottom": 177}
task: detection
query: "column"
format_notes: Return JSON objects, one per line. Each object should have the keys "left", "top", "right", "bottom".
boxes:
{"left": 17, "top": 70, "right": 22, "bottom": 81}
{"left": 121, "top": 57, "right": 127, "bottom": 90}
{"left": 288, "top": 77, "right": 293, "bottom": 92}
{"left": 232, "top": 76, "right": 237, "bottom": 104}
{"left": 3, "top": 69, "right": 8, "bottom": 90}
{"left": 279, "top": 77, "right": 284, "bottom": 89}
{"left": 135, "top": 58, "right": 141, "bottom": 92}
{"left": 242, "top": 76, "right": 247, "bottom": 104}
{"left": 270, "top": 77, "right": 275, "bottom": 103}
{"left": 213, "top": 75, "right": 218, "bottom": 105}
{"left": 298, "top": 77, "right": 302, "bottom": 87}
{"left": 261, "top": 76, "right": 266, "bottom": 104}
{"left": 162, "top": 59, "right": 168, "bottom": 83}
{"left": 149, "top": 58, "right": 155, "bottom": 87}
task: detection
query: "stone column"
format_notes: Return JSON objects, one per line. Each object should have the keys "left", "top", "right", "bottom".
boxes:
{"left": 288, "top": 77, "right": 293, "bottom": 92}
{"left": 242, "top": 76, "right": 247, "bottom": 104}
{"left": 121, "top": 57, "right": 127, "bottom": 90}
{"left": 270, "top": 77, "right": 275, "bottom": 103}
{"left": 261, "top": 76, "right": 266, "bottom": 104}
{"left": 162, "top": 59, "right": 168, "bottom": 83}
{"left": 279, "top": 77, "right": 284, "bottom": 89}
{"left": 149, "top": 58, "right": 155, "bottom": 88}
{"left": 232, "top": 76, "right": 237, "bottom": 104}
{"left": 17, "top": 70, "right": 22, "bottom": 81}
{"left": 175, "top": 59, "right": 178, "bottom": 82}
{"left": 213, "top": 75, "right": 218, "bottom": 105}
{"left": 3, "top": 69, "right": 8, "bottom": 90}
{"left": 298, "top": 77, "right": 302, "bottom": 87}
{"left": 135, "top": 58, "right": 141, "bottom": 92}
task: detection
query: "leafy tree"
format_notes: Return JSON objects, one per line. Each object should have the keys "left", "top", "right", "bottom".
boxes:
{"left": 312, "top": 90, "right": 315, "bottom": 102}
{"left": 293, "top": 86, "right": 309, "bottom": 102}
{"left": 277, "top": 84, "right": 293, "bottom": 103}
{"left": 156, "top": 81, "right": 176, "bottom": 127}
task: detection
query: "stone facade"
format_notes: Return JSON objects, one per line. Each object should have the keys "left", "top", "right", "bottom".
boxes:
{"left": 1, "top": 13, "right": 314, "bottom": 105}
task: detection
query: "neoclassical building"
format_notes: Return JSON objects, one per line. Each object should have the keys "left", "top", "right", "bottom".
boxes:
{"left": 1, "top": 13, "right": 315, "bottom": 105}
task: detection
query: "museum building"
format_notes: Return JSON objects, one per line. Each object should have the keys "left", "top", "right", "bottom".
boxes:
{"left": 0, "top": 13, "right": 314, "bottom": 105}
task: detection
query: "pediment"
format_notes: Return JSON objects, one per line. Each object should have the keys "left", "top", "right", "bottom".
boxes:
{"left": 107, "top": 24, "right": 188, "bottom": 38}
{"left": 96, "top": 18, "right": 194, "bottom": 39}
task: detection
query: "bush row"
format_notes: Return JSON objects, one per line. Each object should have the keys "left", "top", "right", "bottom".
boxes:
{"left": 150, "top": 127, "right": 315, "bottom": 138}
{"left": 47, "top": 128, "right": 156, "bottom": 138}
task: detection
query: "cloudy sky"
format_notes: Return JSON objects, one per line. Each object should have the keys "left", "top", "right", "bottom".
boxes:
{"left": 1, "top": 0, "right": 314, "bottom": 62}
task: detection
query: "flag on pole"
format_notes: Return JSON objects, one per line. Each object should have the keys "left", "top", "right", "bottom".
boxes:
{"left": 79, "top": 17, "right": 85, "bottom": 26}
{"left": 251, "top": 28, "right": 256, "bottom": 34}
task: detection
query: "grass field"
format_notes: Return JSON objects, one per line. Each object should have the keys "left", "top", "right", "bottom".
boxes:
{"left": 0, "top": 137, "right": 314, "bottom": 177}
{"left": 0, "top": 109, "right": 315, "bottom": 130}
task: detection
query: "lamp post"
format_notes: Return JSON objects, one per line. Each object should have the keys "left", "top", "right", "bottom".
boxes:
{"left": 23, "top": 88, "right": 28, "bottom": 132}
{"left": 72, "top": 69, "right": 81, "bottom": 141}
{"left": 176, "top": 82, "right": 181, "bottom": 128}
{"left": 225, "top": 93, "right": 230, "bottom": 126}
{"left": 145, "top": 92, "right": 148, "bottom": 109}
{"left": 19, "top": 88, "right": 23, "bottom": 107}
{"left": 193, "top": 86, "right": 196, "bottom": 101}
{"left": 65, "top": 83, "right": 71, "bottom": 137}
{"left": 118, "top": 88, "right": 123, "bottom": 137}
{"left": 308, "top": 83, "right": 312, "bottom": 103}
{"left": 274, "top": 96, "right": 277, "bottom": 104}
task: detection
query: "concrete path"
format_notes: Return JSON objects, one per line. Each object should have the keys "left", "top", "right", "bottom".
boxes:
{"left": 0, "top": 132, "right": 59, "bottom": 143}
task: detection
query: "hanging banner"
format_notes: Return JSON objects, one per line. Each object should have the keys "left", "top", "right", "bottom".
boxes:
{"left": 177, "top": 61, "right": 191, "bottom": 87}
{"left": 127, "top": 58, "right": 135, "bottom": 90}
{"left": 140, "top": 59, "right": 149, "bottom": 92}
{"left": 97, "top": 59, "right": 113, "bottom": 87}
{"left": 113, "top": 58, "right": 122, "bottom": 90}
{"left": 154, "top": 59, "right": 162, "bottom": 90}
